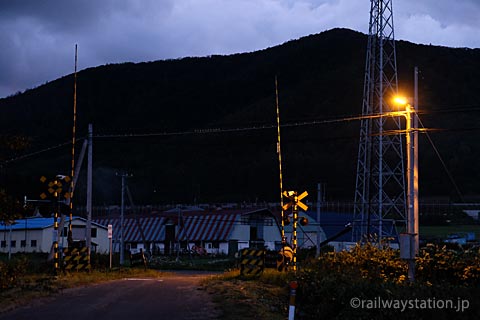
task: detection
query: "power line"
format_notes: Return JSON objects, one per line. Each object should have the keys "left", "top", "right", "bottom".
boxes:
{"left": 91, "top": 114, "right": 372, "bottom": 140}
{"left": 416, "top": 112, "right": 464, "bottom": 201}
{"left": 0, "top": 115, "right": 365, "bottom": 165}
{"left": 3, "top": 106, "right": 480, "bottom": 165}
{"left": 2, "top": 139, "right": 84, "bottom": 165}
{"left": 91, "top": 105, "right": 480, "bottom": 140}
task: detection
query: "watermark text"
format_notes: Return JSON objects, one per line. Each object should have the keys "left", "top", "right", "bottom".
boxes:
{"left": 350, "top": 296, "right": 469, "bottom": 312}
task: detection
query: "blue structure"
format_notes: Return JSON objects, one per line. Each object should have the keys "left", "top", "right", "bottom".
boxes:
{"left": 304, "top": 211, "right": 399, "bottom": 249}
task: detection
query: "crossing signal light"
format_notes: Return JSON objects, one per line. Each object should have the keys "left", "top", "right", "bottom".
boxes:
{"left": 277, "top": 246, "right": 293, "bottom": 272}
{"left": 299, "top": 217, "right": 309, "bottom": 226}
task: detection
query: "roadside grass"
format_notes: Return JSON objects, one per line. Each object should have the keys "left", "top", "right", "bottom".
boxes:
{"left": 202, "top": 269, "right": 291, "bottom": 320}
{"left": 4, "top": 246, "right": 479, "bottom": 319}
{"left": 148, "top": 254, "right": 236, "bottom": 271}
{"left": 204, "top": 243, "right": 480, "bottom": 319}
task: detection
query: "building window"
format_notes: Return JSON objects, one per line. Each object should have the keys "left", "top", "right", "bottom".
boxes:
{"left": 11, "top": 240, "right": 16, "bottom": 248}
{"left": 21, "top": 240, "right": 26, "bottom": 247}
{"left": 1, "top": 240, "right": 6, "bottom": 248}
{"left": 31, "top": 240, "right": 37, "bottom": 247}
{"left": 91, "top": 228, "right": 97, "bottom": 238}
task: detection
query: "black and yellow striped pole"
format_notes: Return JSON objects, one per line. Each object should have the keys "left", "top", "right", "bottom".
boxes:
{"left": 282, "top": 191, "right": 308, "bottom": 272}
{"left": 53, "top": 181, "right": 59, "bottom": 274}
{"left": 292, "top": 195, "right": 298, "bottom": 270}
{"left": 275, "top": 76, "right": 286, "bottom": 246}
{"left": 69, "top": 44, "right": 78, "bottom": 248}
{"left": 47, "top": 177, "right": 63, "bottom": 274}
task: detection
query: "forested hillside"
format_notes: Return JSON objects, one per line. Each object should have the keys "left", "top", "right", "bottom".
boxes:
{"left": 1, "top": 28, "right": 480, "bottom": 205}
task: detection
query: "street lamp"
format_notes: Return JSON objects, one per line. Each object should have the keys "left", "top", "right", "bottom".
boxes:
{"left": 393, "top": 96, "right": 409, "bottom": 107}
{"left": 392, "top": 95, "right": 419, "bottom": 282}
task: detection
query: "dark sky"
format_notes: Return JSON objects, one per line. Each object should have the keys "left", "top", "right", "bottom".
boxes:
{"left": 1, "top": 0, "right": 479, "bottom": 98}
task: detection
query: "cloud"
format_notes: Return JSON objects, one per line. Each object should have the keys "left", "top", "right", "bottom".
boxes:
{"left": 0, "top": 0, "right": 478, "bottom": 98}
{"left": 394, "top": 0, "right": 480, "bottom": 47}
{"left": 396, "top": 13, "right": 480, "bottom": 48}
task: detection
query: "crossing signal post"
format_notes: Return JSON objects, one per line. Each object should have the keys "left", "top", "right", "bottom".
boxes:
{"left": 282, "top": 191, "right": 309, "bottom": 272}
{"left": 40, "top": 175, "right": 71, "bottom": 275}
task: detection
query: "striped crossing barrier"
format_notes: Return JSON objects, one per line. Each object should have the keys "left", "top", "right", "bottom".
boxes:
{"left": 239, "top": 248, "right": 265, "bottom": 276}
{"left": 63, "top": 247, "right": 91, "bottom": 271}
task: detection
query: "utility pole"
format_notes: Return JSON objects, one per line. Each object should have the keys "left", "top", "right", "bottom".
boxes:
{"left": 86, "top": 124, "right": 93, "bottom": 263}
{"left": 396, "top": 68, "right": 420, "bottom": 281}
{"left": 399, "top": 98, "right": 419, "bottom": 282}
{"left": 60, "top": 139, "right": 87, "bottom": 250}
{"left": 108, "top": 224, "right": 113, "bottom": 269}
{"left": 176, "top": 206, "right": 182, "bottom": 261}
{"left": 8, "top": 223, "right": 12, "bottom": 260}
{"left": 316, "top": 183, "right": 322, "bottom": 257}
{"left": 120, "top": 174, "right": 126, "bottom": 265}
{"left": 405, "top": 102, "right": 415, "bottom": 281}
{"left": 406, "top": 67, "right": 420, "bottom": 281}
{"left": 413, "top": 66, "right": 419, "bottom": 253}
{"left": 117, "top": 172, "right": 131, "bottom": 265}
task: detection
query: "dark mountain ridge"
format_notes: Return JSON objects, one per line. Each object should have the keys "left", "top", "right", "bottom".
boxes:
{"left": 1, "top": 28, "right": 480, "bottom": 205}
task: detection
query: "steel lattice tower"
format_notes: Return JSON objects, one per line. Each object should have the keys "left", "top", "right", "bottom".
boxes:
{"left": 353, "top": 0, "right": 406, "bottom": 241}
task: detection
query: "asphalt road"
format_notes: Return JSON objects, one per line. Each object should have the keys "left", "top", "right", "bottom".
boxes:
{"left": 1, "top": 272, "right": 221, "bottom": 320}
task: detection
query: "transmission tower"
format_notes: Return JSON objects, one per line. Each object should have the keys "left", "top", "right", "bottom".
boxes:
{"left": 353, "top": 0, "right": 406, "bottom": 241}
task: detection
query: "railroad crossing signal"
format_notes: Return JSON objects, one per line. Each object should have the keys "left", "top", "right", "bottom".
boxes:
{"left": 281, "top": 190, "right": 309, "bottom": 272}
{"left": 277, "top": 245, "right": 293, "bottom": 272}
{"left": 282, "top": 191, "right": 308, "bottom": 211}
{"left": 40, "top": 175, "right": 71, "bottom": 200}
{"left": 39, "top": 175, "right": 71, "bottom": 275}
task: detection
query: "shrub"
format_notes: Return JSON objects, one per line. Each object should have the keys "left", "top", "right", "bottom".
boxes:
{"left": 293, "top": 241, "right": 480, "bottom": 319}
{"left": 416, "top": 244, "right": 480, "bottom": 286}
{"left": 0, "top": 255, "right": 29, "bottom": 289}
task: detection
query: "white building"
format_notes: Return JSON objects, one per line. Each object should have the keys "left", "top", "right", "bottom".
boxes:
{"left": 94, "top": 208, "right": 284, "bottom": 255}
{"left": 0, "top": 217, "right": 109, "bottom": 254}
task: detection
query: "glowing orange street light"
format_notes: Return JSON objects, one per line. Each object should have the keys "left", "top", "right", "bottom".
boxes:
{"left": 393, "top": 96, "right": 409, "bottom": 107}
